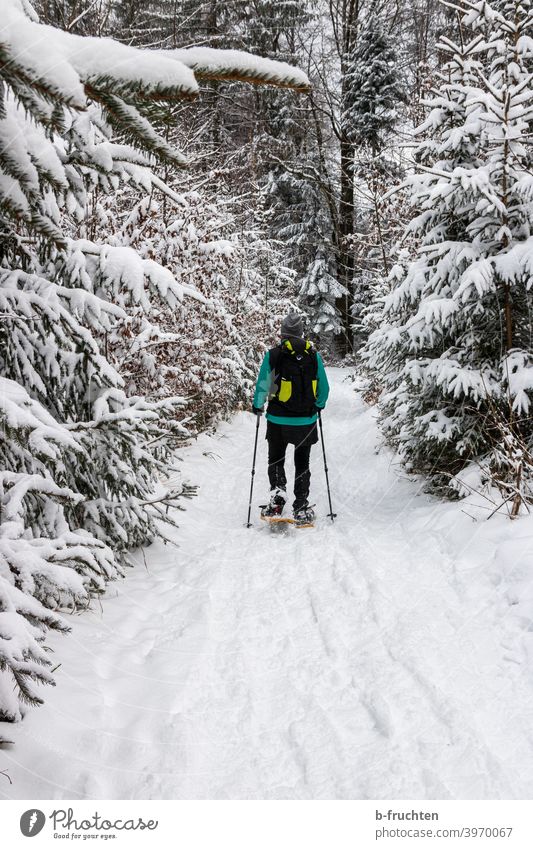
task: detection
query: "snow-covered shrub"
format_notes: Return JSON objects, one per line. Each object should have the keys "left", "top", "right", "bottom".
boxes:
{"left": 364, "top": 0, "right": 533, "bottom": 511}
{"left": 98, "top": 188, "right": 295, "bottom": 429}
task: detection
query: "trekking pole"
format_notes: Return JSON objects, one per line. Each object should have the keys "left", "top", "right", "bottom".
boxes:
{"left": 318, "top": 410, "right": 337, "bottom": 522}
{"left": 246, "top": 412, "right": 261, "bottom": 527}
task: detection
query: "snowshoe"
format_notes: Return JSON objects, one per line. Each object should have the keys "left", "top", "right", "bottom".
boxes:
{"left": 293, "top": 503, "right": 315, "bottom": 528}
{"left": 260, "top": 489, "right": 287, "bottom": 520}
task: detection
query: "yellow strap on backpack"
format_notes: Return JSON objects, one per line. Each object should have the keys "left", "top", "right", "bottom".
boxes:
{"left": 283, "top": 339, "right": 311, "bottom": 355}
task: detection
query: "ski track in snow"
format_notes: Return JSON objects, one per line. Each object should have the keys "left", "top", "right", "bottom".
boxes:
{"left": 2, "top": 368, "right": 533, "bottom": 800}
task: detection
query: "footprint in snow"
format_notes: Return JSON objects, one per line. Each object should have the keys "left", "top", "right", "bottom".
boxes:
{"left": 361, "top": 691, "right": 394, "bottom": 739}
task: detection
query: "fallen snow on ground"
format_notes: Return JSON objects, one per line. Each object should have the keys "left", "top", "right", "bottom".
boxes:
{"left": 1, "top": 368, "right": 533, "bottom": 800}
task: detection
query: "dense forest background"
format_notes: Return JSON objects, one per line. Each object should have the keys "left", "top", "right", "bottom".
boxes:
{"left": 35, "top": 0, "right": 450, "bottom": 360}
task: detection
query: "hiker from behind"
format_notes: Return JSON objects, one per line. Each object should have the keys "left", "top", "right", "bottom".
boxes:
{"left": 251, "top": 312, "right": 330, "bottom": 527}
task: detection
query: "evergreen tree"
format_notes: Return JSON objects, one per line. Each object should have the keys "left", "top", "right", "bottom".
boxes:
{"left": 265, "top": 165, "right": 346, "bottom": 337}
{"left": 364, "top": 0, "right": 533, "bottom": 511}
{"left": 344, "top": 11, "right": 407, "bottom": 349}
{"left": 343, "top": 12, "right": 406, "bottom": 155}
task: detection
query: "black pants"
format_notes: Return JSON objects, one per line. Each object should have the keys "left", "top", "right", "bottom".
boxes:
{"left": 267, "top": 422, "right": 316, "bottom": 511}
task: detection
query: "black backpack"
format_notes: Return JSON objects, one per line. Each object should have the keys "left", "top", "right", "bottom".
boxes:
{"left": 267, "top": 339, "right": 318, "bottom": 418}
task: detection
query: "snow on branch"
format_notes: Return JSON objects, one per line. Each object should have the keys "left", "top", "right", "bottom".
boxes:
{"left": 3, "top": 2, "right": 199, "bottom": 108}
{"left": 167, "top": 47, "right": 311, "bottom": 92}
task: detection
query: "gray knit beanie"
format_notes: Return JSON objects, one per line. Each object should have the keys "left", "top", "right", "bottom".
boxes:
{"left": 280, "top": 312, "right": 304, "bottom": 339}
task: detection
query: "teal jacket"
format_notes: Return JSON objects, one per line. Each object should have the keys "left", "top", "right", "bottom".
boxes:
{"left": 252, "top": 346, "right": 330, "bottom": 426}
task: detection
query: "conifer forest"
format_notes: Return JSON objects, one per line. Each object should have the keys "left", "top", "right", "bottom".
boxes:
{"left": 1, "top": 0, "right": 533, "bottom": 804}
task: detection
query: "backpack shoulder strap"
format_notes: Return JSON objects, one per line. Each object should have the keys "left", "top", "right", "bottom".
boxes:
{"left": 268, "top": 344, "right": 283, "bottom": 372}
{"left": 304, "top": 340, "right": 319, "bottom": 374}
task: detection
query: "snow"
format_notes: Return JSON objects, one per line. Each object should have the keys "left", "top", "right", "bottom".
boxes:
{"left": 1, "top": 369, "right": 533, "bottom": 799}
{"left": 168, "top": 47, "right": 310, "bottom": 91}
{"left": 0, "top": 171, "right": 29, "bottom": 216}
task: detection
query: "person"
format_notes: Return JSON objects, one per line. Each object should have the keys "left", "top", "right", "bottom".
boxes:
{"left": 251, "top": 312, "right": 330, "bottom": 526}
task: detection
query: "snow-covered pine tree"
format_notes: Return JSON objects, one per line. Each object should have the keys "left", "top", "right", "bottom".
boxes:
{"left": 364, "top": 0, "right": 533, "bottom": 511}
{"left": 239, "top": 3, "right": 339, "bottom": 343}
{"left": 196, "top": 0, "right": 333, "bottom": 337}
{"left": 265, "top": 165, "right": 346, "bottom": 337}
{"left": 299, "top": 246, "right": 345, "bottom": 336}
{"left": 343, "top": 12, "right": 406, "bottom": 156}
{"left": 343, "top": 10, "right": 406, "bottom": 350}
{"left": 0, "top": 0, "right": 309, "bottom": 733}
{"left": 0, "top": 0, "right": 189, "bottom": 732}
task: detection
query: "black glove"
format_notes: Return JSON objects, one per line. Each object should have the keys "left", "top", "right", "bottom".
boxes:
{"left": 252, "top": 405, "right": 263, "bottom": 416}
{"left": 313, "top": 404, "right": 324, "bottom": 415}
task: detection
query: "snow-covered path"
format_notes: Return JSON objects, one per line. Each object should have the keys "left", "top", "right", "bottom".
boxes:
{"left": 2, "top": 369, "right": 533, "bottom": 800}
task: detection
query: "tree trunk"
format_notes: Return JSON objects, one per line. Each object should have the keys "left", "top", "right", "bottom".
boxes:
{"left": 333, "top": 0, "right": 361, "bottom": 357}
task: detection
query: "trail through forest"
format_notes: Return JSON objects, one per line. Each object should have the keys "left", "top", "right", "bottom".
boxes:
{"left": 2, "top": 369, "right": 533, "bottom": 800}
